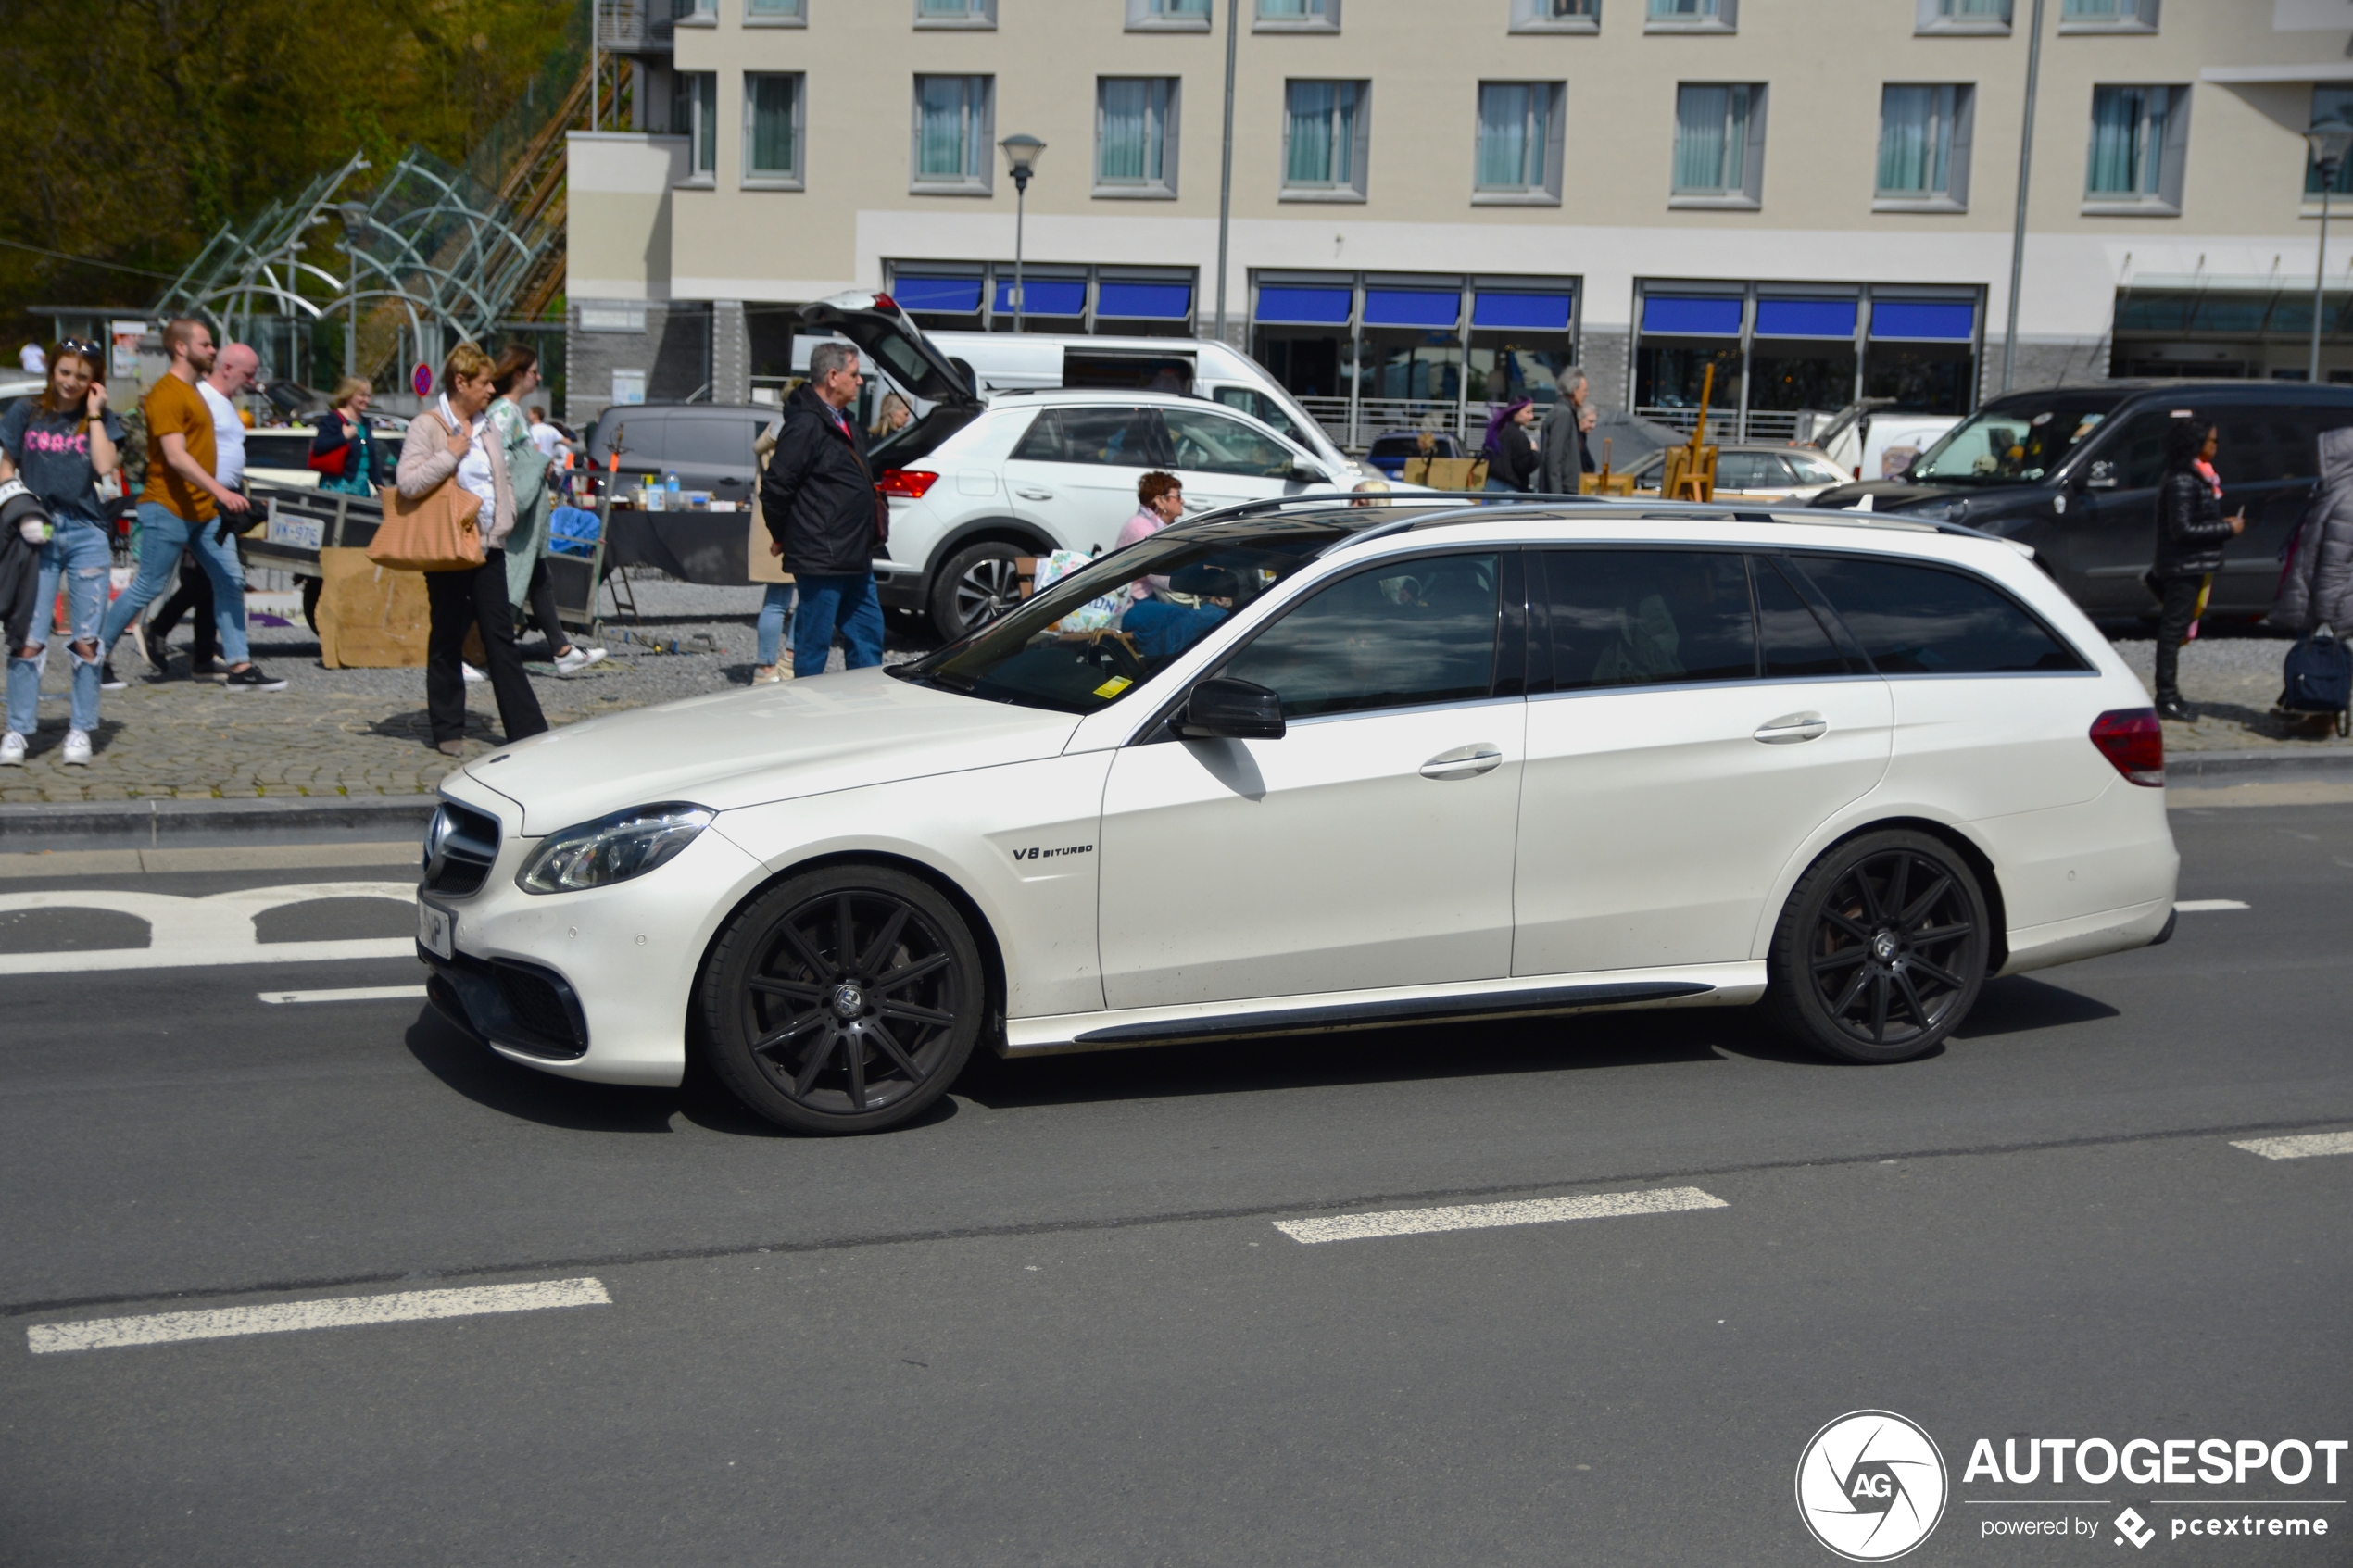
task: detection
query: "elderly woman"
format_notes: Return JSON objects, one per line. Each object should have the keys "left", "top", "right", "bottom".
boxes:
{"left": 397, "top": 342, "right": 547, "bottom": 756}
{"left": 309, "top": 376, "right": 382, "bottom": 496}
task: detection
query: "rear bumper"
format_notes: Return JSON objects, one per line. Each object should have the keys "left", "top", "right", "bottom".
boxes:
{"left": 1995, "top": 896, "right": 2175, "bottom": 977}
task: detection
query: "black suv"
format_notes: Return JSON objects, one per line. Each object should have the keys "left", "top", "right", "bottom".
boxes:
{"left": 1813, "top": 381, "right": 2353, "bottom": 621}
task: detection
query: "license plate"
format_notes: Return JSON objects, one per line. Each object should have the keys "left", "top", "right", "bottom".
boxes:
{"left": 265, "top": 517, "right": 323, "bottom": 551}
{"left": 417, "top": 900, "right": 453, "bottom": 960}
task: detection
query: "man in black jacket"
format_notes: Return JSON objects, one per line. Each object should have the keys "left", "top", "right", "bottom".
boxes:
{"left": 760, "top": 341, "right": 885, "bottom": 678}
{"left": 2150, "top": 418, "right": 2246, "bottom": 722}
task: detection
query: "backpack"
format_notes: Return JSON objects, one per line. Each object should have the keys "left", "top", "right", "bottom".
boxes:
{"left": 2280, "top": 623, "right": 2352, "bottom": 728}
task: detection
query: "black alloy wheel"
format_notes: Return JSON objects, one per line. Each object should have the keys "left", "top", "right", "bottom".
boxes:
{"left": 703, "top": 865, "right": 984, "bottom": 1134}
{"left": 931, "top": 541, "right": 1028, "bottom": 639}
{"left": 1765, "top": 830, "right": 1989, "bottom": 1064}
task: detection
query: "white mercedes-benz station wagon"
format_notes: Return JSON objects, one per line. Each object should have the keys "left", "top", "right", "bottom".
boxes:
{"left": 416, "top": 499, "right": 2179, "bottom": 1134}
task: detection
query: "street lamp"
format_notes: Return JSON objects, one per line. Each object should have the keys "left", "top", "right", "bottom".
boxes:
{"left": 999, "top": 133, "right": 1046, "bottom": 332}
{"left": 337, "top": 201, "right": 371, "bottom": 383}
{"left": 2307, "top": 118, "right": 2353, "bottom": 383}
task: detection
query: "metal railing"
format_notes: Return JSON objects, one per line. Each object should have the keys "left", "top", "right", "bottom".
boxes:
{"left": 1297, "top": 396, "right": 1478, "bottom": 451}
{"left": 1634, "top": 406, "right": 1805, "bottom": 444}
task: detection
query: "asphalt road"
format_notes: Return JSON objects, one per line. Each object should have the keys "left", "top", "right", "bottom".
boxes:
{"left": 2, "top": 803, "right": 2349, "bottom": 1566}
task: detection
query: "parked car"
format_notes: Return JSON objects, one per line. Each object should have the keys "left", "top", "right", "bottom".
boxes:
{"left": 417, "top": 495, "right": 2180, "bottom": 1135}
{"left": 1365, "top": 429, "right": 1469, "bottom": 480}
{"left": 1799, "top": 399, "right": 1964, "bottom": 483}
{"left": 242, "top": 420, "right": 407, "bottom": 492}
{"left": 1629, "top": 443, "right": 1853, "bottom": 500}
{"left": 801, "top": 292, "right": 1365, "bottom": 637}
{"left": 585, "top": 403, "right": 777, "bottom": 503}
{"left": 1811, "top": 381, "right": 2353, "bottom": 621}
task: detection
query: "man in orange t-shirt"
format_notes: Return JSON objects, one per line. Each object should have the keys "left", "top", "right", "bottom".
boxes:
{"left": 97, "top": 318, "right": 284, "bottom": 690}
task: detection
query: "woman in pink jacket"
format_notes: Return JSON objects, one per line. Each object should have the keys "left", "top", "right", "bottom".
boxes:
{"left": 1114, "top": 470, "right": 1186, "bottom": 603}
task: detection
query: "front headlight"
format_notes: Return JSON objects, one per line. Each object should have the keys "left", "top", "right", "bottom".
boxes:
{"left": 516, "top": 803, "right": 714, "bottom": 895}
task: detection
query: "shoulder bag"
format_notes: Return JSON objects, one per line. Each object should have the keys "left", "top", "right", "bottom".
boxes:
{"left": 368, "top": 411, "right": 485, "bottom": 572}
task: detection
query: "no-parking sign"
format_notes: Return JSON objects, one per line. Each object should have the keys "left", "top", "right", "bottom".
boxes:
{"left": 410, "top": 363, "right": 433, "bottom": 397}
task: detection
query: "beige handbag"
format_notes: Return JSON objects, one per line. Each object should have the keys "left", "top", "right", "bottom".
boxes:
{"left": 368, "top": 412, "right": 487, "bottom": 573}
{"left": 748, "top": 420, "right": 791, "bottom": 585}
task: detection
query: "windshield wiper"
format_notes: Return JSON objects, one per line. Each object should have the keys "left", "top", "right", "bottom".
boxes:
{"left": 887, "top": 664, "right": 975, "bottom": 693}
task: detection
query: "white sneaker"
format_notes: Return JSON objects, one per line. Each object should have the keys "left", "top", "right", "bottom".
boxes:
{"left": 750, "top": 665, "right": 788, "bottom": 685}
{"left": 552, "top": 646, "right": 608, "bottom": 676}
{"left": 61, "top": 729, "right": 91, "bottom": 766}
{"left": 0, "top": 732, "right": 22, "bottom": 766}
{"left": 461, "top": 663, "right": 488, "bottom": 684}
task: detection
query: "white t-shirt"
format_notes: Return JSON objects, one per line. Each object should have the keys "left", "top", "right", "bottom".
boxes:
{"left": 198, "top": 381, "right": 246, "bottom": 487}
{"left": 18, "top": 345, "right": 44, "bottom": 375}
{"left": 439, "top": 395, "right": 497, "bottom": 514}
{"left": 529, "top": 420, "right": 564, "bottom": 459}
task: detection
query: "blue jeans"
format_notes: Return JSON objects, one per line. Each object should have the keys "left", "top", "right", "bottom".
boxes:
{"left": 756, "top": 583, "right": 797, "bottom": 669}
{"left": 101, "top": 503, "right": 248, "bottom": 665}
{"left": 790, "top": 572, "right": 882, "bottom": 679}
{"left": 6, "top": 520, "right": 108, "bottom": 734}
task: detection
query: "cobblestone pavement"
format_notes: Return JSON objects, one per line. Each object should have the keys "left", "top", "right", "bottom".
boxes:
{"left": 1, "top": 583, "right": 2341, "bottom": 803}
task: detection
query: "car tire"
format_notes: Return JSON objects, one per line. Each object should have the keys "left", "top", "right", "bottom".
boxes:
{"left": 1763, "top": 829, "right": 1990, "bottom": 1065}
{"left": 701, "top": 864, "right": 985, "bottom": 1135}
{"left": 929, "top": 540, "right": 1030, "bottom": 641}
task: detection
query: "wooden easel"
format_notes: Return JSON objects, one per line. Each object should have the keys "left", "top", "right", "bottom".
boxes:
{"left": 1659, "top": 364, "right": 1719, "bottom": 502}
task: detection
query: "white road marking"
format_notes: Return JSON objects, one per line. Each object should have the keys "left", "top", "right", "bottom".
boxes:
{"left": 2175, "top": 899, "right": 2250, "bottom": 912}
{"left": 258, "top": 985, "right": 428, "bottom": 1005}
{"left": 0, "top": 882, "right": 416, "bottom": 974}
{"left": 26, "top": 1277, "right": 610, "bottom": 1354}
{"left": 2232, "top": 1131, "right": 2353, "bottom": 1161}
{"left": 1274, "top": 1185, "right": 1728, "bottom": 1245}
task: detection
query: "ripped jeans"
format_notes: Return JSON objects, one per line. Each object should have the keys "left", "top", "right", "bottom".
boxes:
{"left": 6, "top": 518, "right": 110, "bottom": 735}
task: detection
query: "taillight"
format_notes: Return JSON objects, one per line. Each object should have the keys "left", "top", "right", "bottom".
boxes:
{"left": 877, "top": 469, "right": 938, "bottom": 499}
{"left": 2089, "top": 708, "right": 2164, "bottom": 787}
{"left": 873, "top": 292, "right": 898, "bottom": 312}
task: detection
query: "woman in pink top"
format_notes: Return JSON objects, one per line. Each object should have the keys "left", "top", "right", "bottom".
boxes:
{"left": 1116, "top": 470, "right": 1186, "bottom": 602}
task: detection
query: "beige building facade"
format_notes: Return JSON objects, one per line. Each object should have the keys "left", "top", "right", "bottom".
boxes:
{"left": 568, "top": 0, "right": 2353, "bottom": 445}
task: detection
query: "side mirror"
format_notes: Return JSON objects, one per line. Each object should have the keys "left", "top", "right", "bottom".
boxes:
{"left": 1288, "top": 463, "right": 1328, "bottom": 484}
{"left": 1176, "top": 676, "right": 1286, "bottom": 741}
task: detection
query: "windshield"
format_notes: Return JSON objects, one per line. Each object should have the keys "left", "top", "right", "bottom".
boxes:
{"left": 894, "top": 521, "right": 1348, "bottom": 713}
{"left": 1910, "top": 394, "right": 2123, "bottom": 486}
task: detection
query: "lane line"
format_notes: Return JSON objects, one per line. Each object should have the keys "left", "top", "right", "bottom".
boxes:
{"left": 2232, "top": 1131, "right": 2353, "bottom": 1160}
{"left": 258, "top": 985, "right": 428, "bottom": 1005}
{"left": 2174, "top": 899, "right": 2250, "bottom": 912}
{"left": 1274, "top": 1185, "right": 1728, "bottom": 1245}
{"left": 27, "top": 1277, "right": 610, "bottom": 1354}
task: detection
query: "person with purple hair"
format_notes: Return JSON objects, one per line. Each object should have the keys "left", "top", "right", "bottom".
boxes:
{"left": 1480, "top": 397, "right": 1540, "bottom": 493}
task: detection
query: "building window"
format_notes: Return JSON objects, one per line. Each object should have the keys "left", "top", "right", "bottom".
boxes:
{"left": 1257, "top": 0, "right": 1340, "bottom": 30}
{"left": 1915, "top": 0, "right": 2008, "bottom": 31}
{"left": 674, "top": 71, "right": 717, "bottom": 181}
{"left": 1672, "top": 83, "right": 1764, "bottom": 207}
{"left": 1097, "top": 78, "right": 1180, "bottom": 197}
{"left": 1126, "top": 0, "right": 1211, "bottom": 29}
{"left": 912, "top": 75, "right": 993, "bottom": 193}
{"left": 744, "top": 72, "right": 804, "bottom": 187}
{"left": 1646, "top": 0, "right": 1735, "bottom": 32}
{"left": 1511, "top": 0, "right": 1599, "bottom": 30}
{"left": 2060, "top": 0, "right": 2156, "bottom": 31}
{"left": 1876, "top": 84, "right": 1972, "bottom": 209}
{"left": 745, "top": 0, "right": 805, "bottom": 24}
{"left": 1476, "top": 82, "right": 1566, "bottom": 204}
{"left": 673, "top": 0, "right": 715, "bottom": 24}
{"left": 1282, "top": 80, "right": 1369, "bottom": 200}
{"left": 2309, "top": 87, "right": 2353, "bottom": 200}
{"left": 913, "top": 0, "right": 995, "bottom": 26}
{"left": 2085, "top": 84, "right": 2188, "bottom": 212}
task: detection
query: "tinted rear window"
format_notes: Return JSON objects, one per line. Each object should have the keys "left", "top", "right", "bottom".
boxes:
{"left": 1794, "top": 556, "right": 2085, "bottom": 674}
{"left": 1541, "top": 549, "right": 1755, "bottom": 691}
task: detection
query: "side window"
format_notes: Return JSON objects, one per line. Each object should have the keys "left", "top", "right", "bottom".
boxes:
{"left": 2082, "top": 410, "right": 2171, "bottom": 492}
{"left": 608, "top": 416, "right": 665, "bottom": 466}
{"left": 1011, "top": 406, "right": 1173, "bottom": 466}
{"left": 1213, "top": 385, "right": 1306, "bottom": 445}
{"left": 663, "top": 417, "right": 757, "bottom": 468}
{"left": 1754, "top": 557, "right": 1849, "bottom": 678}
{"left": 1541, "top": 550, "right": 1755, "bottom": 692}
{"left": 1794, "top": 555, "right": 2086, "bottom": 674}
{"left": 1219, "top": 553, "right": 1500, "bottom": 719}
{"left": 1714, "top": 451, "right": 1769, "bottom": 491}
{"left": 1163, "top": 407, "right": 1298, "bottom": 478}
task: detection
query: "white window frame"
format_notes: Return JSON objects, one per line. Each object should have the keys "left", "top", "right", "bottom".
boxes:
{"left": 743, "top": 71, "right": 806, "bottom": 190}
{"left": 1668, "top": 82, "right": 1766, "bottom": 209}
{"left": 1873, "top": 83, "right": 1974, "bottom": 212}
{"left": 912, "top": 0, "right": 996, "bottom": 28}
{"left": 1644, "top": 0, "right": 1735, "bottom": 34}
{"left": 2082, "top": 82, "right": 2189, "bottom": 216}
{"left": 1473, "top": 81, "right": 1567, "bottom": 207}
{"left": 674, "top": 70, "right": 718, "bottom": 184}
{"left": 1255, "top": 0, "right": 1340, "bottom": 32}
{"left": 1510, "top": 0, "right": 1600, "bottom": 32}
{"left": 2058, "top": 0, "right": 2157, "bottom": 34}
{"left": 1914, "top": 0, "right": 2009, "bottom": 33}
{"left": 1095, "top": 77, "right": 1182, "bottom": 199}
{"left": 1279, "top": 79, "right": 1371, "bottom": 202}
{"left": 743, "top": 0, "right": 805, "bottom": 25}
{"left": 910, "top": 75, "right": 995, "bottom": 195}
{"left": 1126, "top": 0, "right": 1212, "bottom": 30}
{"left": 673, "top": 0, "right": 716, "bottom": 26}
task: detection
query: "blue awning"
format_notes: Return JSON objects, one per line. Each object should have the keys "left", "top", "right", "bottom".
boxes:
{"left": 892, "top": 276, "right": 985, "bottom": 314}
{"left": 1641, "top": 295, "right": 1744, "bottom": 336}
{"left": 1254, "top": 285, "right": 1353, "bottom": 325}
{"left": 1097, "top": 282, "right": 1192, "bottom": 320}
{"left": 993, "top": 278, "right": 1087, "bottom": 316}
{"left": 1754, "top": 298, "right": 1856, "bottom": 339}
{"left": 1364, "top": 288, "right": 1462, "bottom": 329}
{"left": 1471, "top": 292, "right": 1574, "bottom": 332}
{"left": 1870, "top": 300, "right": 1977, "bottom": 341}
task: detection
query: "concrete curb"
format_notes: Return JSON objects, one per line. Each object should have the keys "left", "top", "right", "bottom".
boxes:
{"left": 0, "top": 795, "right": 437, "bottom": 849}
{"left": 2167, "top": 747, "right": 2353, "bottom": 786}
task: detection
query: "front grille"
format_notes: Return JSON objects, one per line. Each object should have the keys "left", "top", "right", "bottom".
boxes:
{"left": 423, "top": 801, "right": 500, "bottom": 896}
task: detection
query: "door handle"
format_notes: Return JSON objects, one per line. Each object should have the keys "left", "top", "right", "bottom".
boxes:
{"left": 1014, "top": 486, "right": 1054, "bottom": 500}
{"left": 1754, "top": 711, "right": 1828, "bottom": 745}
{"left": 1419, "top": 744, "right": 1504, "bottom": 780}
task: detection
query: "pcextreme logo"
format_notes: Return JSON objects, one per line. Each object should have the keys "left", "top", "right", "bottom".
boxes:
{"left": 1797, "top": 1410, "right": 1951, "bottom": 1562}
